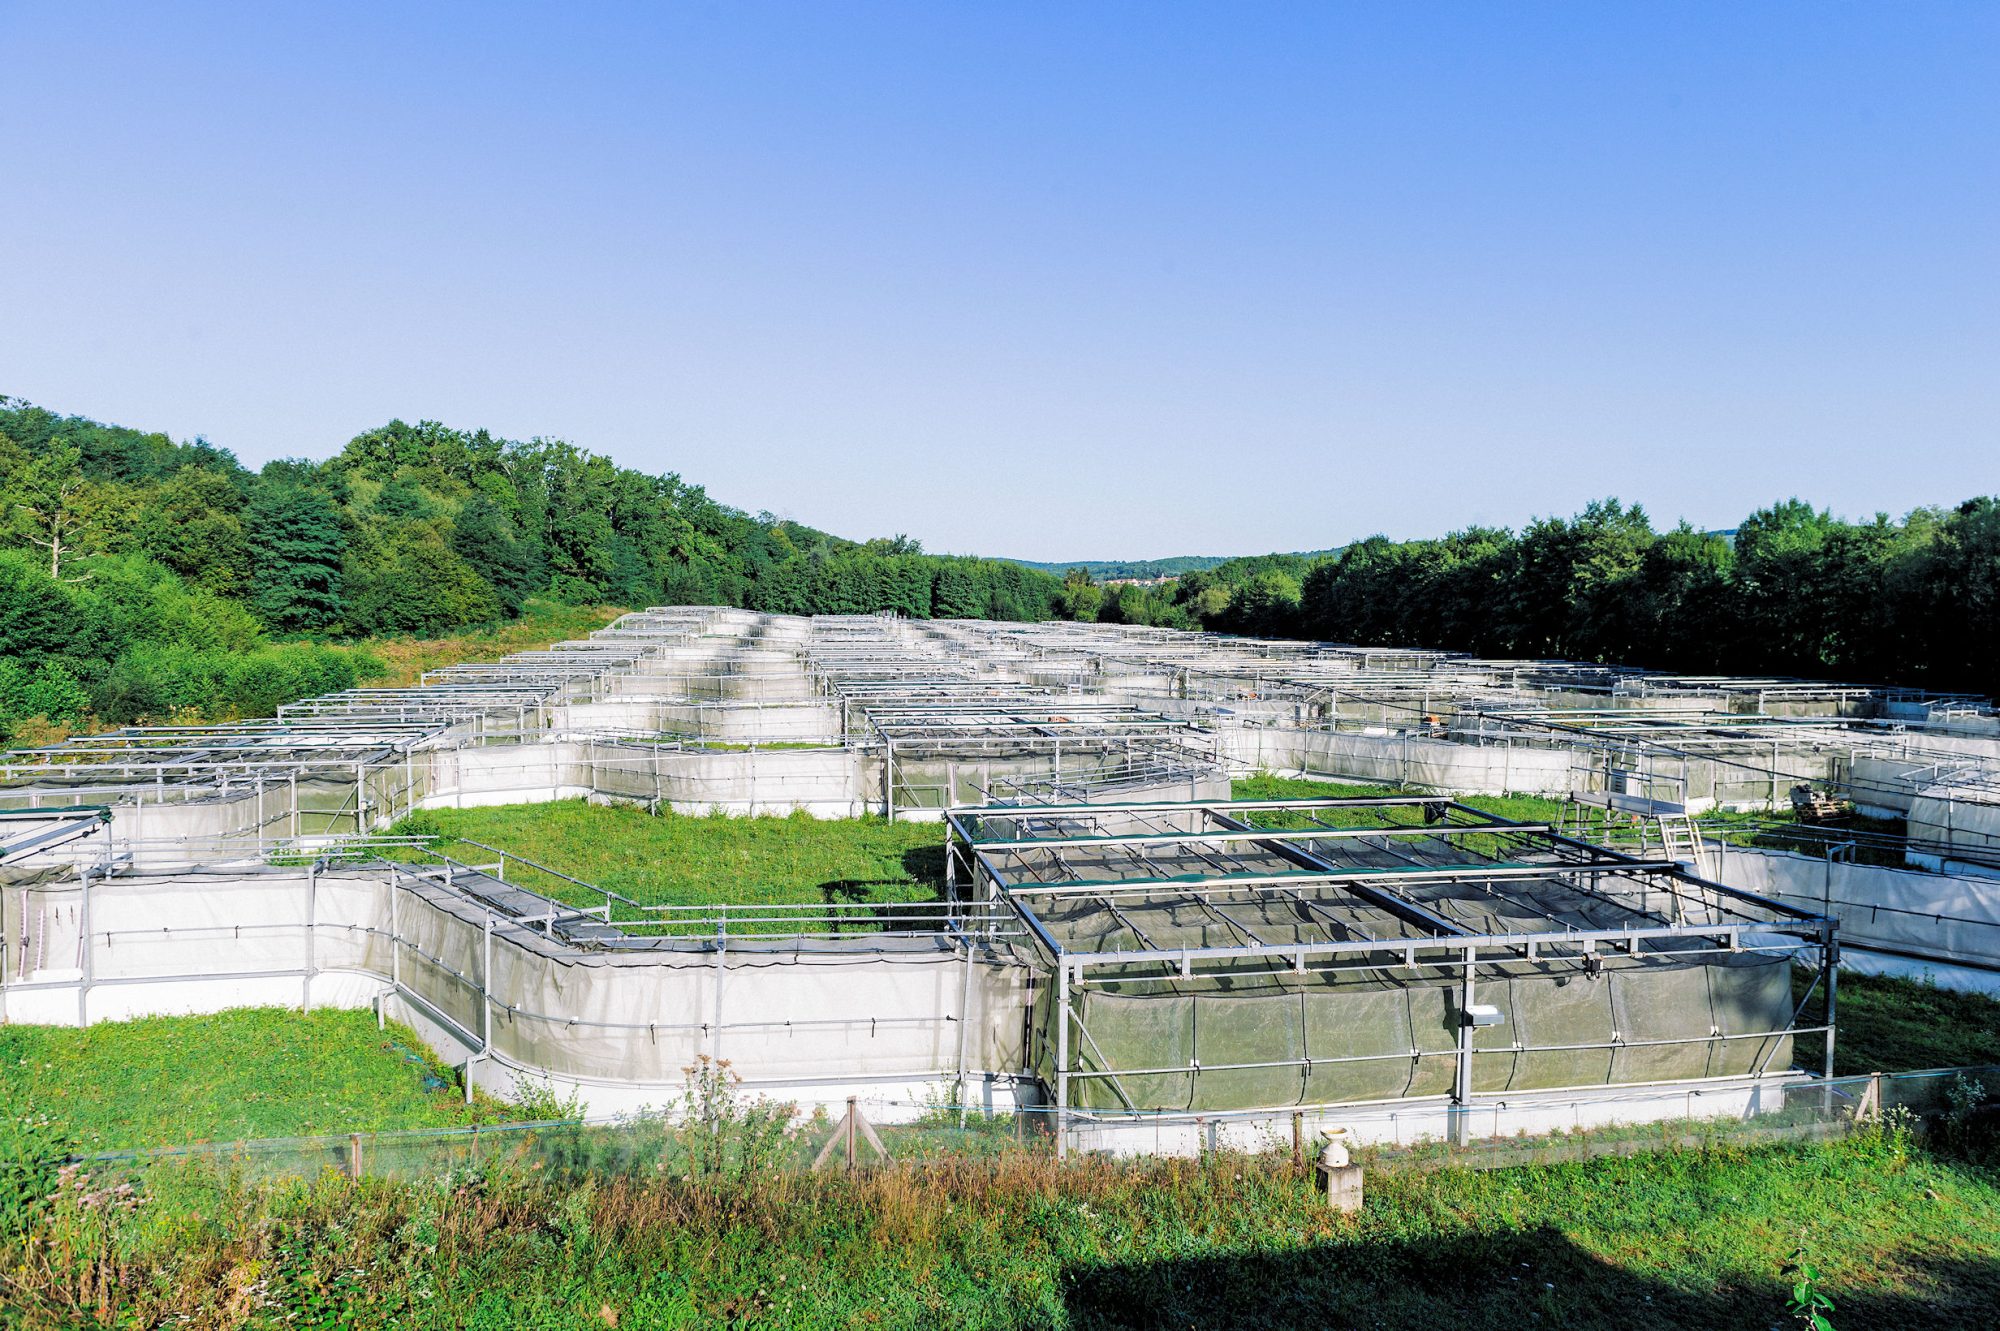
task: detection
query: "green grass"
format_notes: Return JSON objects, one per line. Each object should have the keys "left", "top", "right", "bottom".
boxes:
{"left": 1821, "top": 970, "right": 2000, "bottom": 1075}
{"left": 1697, "top": 805, "right": 1914, "bottom": 867}
{"left": 1230, "top": 772, "right": 1572, "bottom": 825}
{"left": 392, "top": 800, "right": 946, "bottom": 911}
{"left": 0, "top": 1008, "right": 510, "bottom": 1153}
{"left": 7, "top": 1128, "right": 1999, "bottom": 1328}
{"left": 1232, "top": 771, "right": 1908, "bottom": 859}
{"left": 356, "top": 597, "right": 628, "bottom": 688}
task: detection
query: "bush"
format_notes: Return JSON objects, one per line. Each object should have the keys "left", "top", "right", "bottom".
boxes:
{"left": 85, "top": 642, "right": 383, "bottom": 725}
{"left": 0, "top": 658, "right": 92, "bottom": 739}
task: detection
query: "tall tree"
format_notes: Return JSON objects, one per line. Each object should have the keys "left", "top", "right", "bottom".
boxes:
{"left": 10, "top": 442, "right": 91, "bottom": 580}
{"left": 247, "top": 486, "right": 346, "bottom": 633}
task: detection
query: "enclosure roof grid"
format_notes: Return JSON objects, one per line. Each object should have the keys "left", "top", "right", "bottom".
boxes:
{"left": 948, "top": 796, "right": 1831, "bottom": 973}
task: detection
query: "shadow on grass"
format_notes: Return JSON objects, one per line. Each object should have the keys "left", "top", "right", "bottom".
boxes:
{"left": 813, "top": 847, "right": 946, "bottom": 906}
{"left": 816, "top": 864, "right": 949, "bottom": 932}
{"left": 1060, "top": 1225, "right": 2000, "bottom": 1330}
{"left": 900, "top": 842, "right": 947, "bottom": 891}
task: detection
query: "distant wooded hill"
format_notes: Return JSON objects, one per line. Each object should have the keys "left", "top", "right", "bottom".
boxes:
{"left": 1008, "top": 550, "right": 1343, "bottom": 580}
{"left": 0, "top": 400, "right": 1063, "bottom": 738}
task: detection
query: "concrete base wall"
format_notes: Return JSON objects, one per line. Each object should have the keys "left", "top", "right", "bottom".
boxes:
{"left": 1068, "top": 1076, "right": 1800, "bottom": 1157}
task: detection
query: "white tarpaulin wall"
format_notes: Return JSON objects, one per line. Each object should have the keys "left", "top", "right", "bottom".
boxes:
{"left": 425, "top": 742, "right": 870, "bottom": 817}
{"left": 0, "top": 863, "right": 1030, "bottom": 1116}
{"left": 1905, "top": 785, "right": 2000, "bottom": 875}
{"left": 1221, "top": 726, "right": 1577, "bottom": 795}
{"left": 1220, "top": 724, "right": 1858, "bottom": 811}
{"left": 1712, "top": 845, "right": 2000, "bottom": 975}
{"left": 556, "top": 700, "right": 841, "bottom": 741}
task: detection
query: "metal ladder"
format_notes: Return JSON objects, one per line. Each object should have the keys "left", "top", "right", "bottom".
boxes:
{"left": 1652, "top": 812, "right": 1711, "bottom": 881}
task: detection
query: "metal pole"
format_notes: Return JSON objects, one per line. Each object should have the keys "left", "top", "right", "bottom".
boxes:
{"left": 711, "top": 926, "right": 725, "bottom": 1063}
{"left": 1452, "top": 947, "right": 1475, "bottom": 1147}
{"left": 304, "top": 861, "right": 317, "bottom": 1012}
{"left": 1055, "top": 959, "right": 1070, "bottom": 1160}
{"left": 481, "top": 910, "right": 494, "bottom": 1055}
{"left": 77, "top": 869, "right": 91, "bottom": 1026}
{"left": 956, "top": 930, "right": 975, "bottom": 1127}
{"left": 389, "top": 878, "right": 402, "bottom": 993}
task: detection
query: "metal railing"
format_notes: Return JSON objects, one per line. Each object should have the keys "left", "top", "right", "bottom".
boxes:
{"left": 60, "top": 1064, "right": 2000, "bottom": 1185}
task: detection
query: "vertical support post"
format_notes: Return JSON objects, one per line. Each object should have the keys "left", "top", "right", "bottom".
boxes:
{"left": 76, "top": 869, "right": 92, "bottom": 1027}
{"left": 956, "top": 927, "right": 975, "bottom": 1127}
{"left": 710, "top": 926, "right": 725, "bottom": 1064}
{"left": 349, "top": 1132, "right": 363, "bottom": 1180}
{"left": 389, "top": 877, "right": 402, "bottom": 993}
{"left": 1451, "top": 947, "right": 1475, "bottom": 1147}
{"left": 1823, "top": 927, "right": 1839, "bottom": 1082}
{"left": 481, "top": 909, "right": 494, "bottom": 1055}
{"left": 846, "top": 1095, "right": 858, "bottom": 1170}
{"left": 1055, "top": 958, "right": 1071, "bottom": 1160}
{"left": 304, "top": 860, "right": 317, "bottom": 1012}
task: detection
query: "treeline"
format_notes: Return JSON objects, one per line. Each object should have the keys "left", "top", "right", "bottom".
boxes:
{"left": 0, "top": 402, "right": 1063, "bottom": 738}
{"left": 1073, "top": 498, "right": 2000, "bottom": 700}
{"left": 0, "top": 551, "right": 378, "bottom": 742}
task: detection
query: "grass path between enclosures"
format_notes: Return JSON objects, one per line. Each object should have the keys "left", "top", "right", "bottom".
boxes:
{"left": 392, "top": 800, "right": 945, "bottom": 910}
{"left": 0, "top": 1008, "right": 512, "bottom": 1153}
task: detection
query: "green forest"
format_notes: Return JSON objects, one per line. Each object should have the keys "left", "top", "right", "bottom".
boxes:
{"left": 5, "top": 399, "right": 1997, "bottom": 744}
{"left": 1087, "top": 498, "right": 2000, "bottom": 700}
{"left": 0, "top": 402, "right": 1062, "bottom": 740}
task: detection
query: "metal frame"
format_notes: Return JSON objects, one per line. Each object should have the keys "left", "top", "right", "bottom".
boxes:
{"left": 947, "top": 795, "right": 1838, "bottom": 1153}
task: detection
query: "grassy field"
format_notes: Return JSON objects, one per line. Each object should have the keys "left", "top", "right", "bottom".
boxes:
{"left": 391, "top": 777, "right": 1560, "bottom": 917}
{"left": 392, "top": 800, "right": 945, "bottom": 910}
{"left": 1230, "top": 771, "right": 1571, "bottom": 824}
{"left": 0, "top": 1008, "right": 509, "bottom": 1153}
{"left": 356, "top": 598, "right": 628, "bottom": 688}
{"left": 4, "top": 1126, "right": 1997, "bottom": 1329}
{"left": 1232, "top": 771, "right": 1896, "bottom": 854}
{"left": 1826, "top": 969, "right": 2000, "bottom": 1074}
{"left": 6, "top": 783, "right": 1999, "bottom": 1324}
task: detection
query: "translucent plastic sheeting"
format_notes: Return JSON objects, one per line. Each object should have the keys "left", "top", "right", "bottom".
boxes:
{"left": 1714, "top": 844, "right": 2000, "bottom": 970}
{"left": 1906, "top": 786, "right": 2000, "bottom": 871}
{"left": 1047, "top": 952, "right": 1796, "bottom": 1113}
{"left": 429, "top": 742, "right": 867, "bottom": 817}
{"left": 1220, "top": 728, "right": 1577, "bottom": 795}
{"left": 3, "top": 863, "right": 1030, "bottom": 1097}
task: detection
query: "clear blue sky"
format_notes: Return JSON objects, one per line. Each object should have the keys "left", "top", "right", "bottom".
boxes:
{"left": 2, "top": 3, "right": 1994, "bottom": 561}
